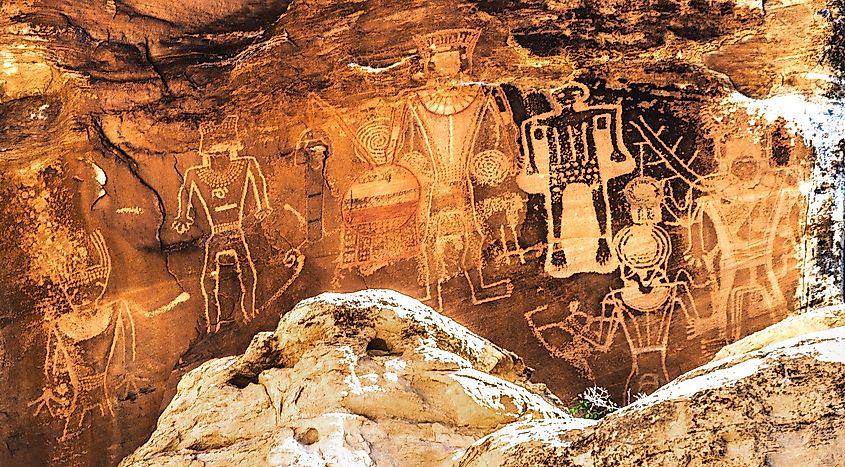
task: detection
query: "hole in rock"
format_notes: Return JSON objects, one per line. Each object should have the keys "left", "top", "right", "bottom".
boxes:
{"left": 296, "top": 427, "right": 320, "bottom": 445}
{"left": 229, "top": 373, "right": 259, "bottom": 388}
{"left": 366, "top": 337, "right": 393, "bottom": 356}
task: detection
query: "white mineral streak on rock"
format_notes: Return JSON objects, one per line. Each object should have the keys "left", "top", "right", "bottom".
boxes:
{"left": 725, "top": 92, "right": 845, "bottom": 308}
{"left": 121, "top": 290, "right": 566, "bottom": 467}
{"left": 460, "top": 312, "right": 845, "bottom": 467}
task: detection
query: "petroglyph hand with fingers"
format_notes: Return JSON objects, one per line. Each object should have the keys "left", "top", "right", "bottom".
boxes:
{"left": 29, "top": 385, "right": 72, "bottom": 418}
{"left": 171, "top": 217, "right": 193, "bottom": 235}
{"left": 254, "top": 207, "right": 273, "bottom": 223}
{"left": 115, "top": 373, "right": 148, "bottom": 400}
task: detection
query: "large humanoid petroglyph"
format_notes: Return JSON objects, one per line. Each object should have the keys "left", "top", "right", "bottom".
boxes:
{"left": 0, "top": 1, "right": 831, "bottom": 464}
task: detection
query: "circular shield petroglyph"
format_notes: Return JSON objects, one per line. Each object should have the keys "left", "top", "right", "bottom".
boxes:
{"left": 469, "top": 149, "right": 510, "bottom": 186}
{"left": 613, "top": 224, "right": 672, "bottom": 270}
{"left": 355, "top": 117, "right": 392, "bottom": 166}
{"left": 342, "top": 164, "right": 421, "bottom": 237}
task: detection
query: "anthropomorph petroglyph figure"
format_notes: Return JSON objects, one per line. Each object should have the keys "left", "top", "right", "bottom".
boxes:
{"left": 518, "top": 82, "right": 636, "bottom": 278}
{"left": 299, "top": 129, "right": 331, "bottom": 244}
{"left": 305, "top": 98, "right": 424, "bottom": 279}
{"left": 688, "top": 134, "right": 803, "bottom": 342}
{"left": 397, "top": 28, "right": 524, "bottom": 310}
{"left": 527, "top": 177, "right": 703, "bottom": 396}
{"left": 29, "top": 230, "right": 138, "bottom": 440}
{"left": 172, "top": 115, "right": 272, "bottom": 333}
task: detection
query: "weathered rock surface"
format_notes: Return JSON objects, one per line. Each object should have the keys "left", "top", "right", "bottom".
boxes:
{"left": 2, "top": 0, "right": 844, "bottom": 464}
{"left": 713, "top": 304, "right": 845, "bottom": 361}
{"left": 121, "top": 290, "right": 567, "bottom": 466}
{"left": 459, "top": 315, "right": 845, "bottom": 466}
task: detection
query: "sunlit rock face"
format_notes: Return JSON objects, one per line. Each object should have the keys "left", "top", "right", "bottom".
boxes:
{"left": 459, "top": 307, "right": 845, "bottom": 467}
{"left": 0, "top": 0, "right": 842, "bottom": 465}
{"left": 120, "top": 290, "right": 568, "bottom": 466}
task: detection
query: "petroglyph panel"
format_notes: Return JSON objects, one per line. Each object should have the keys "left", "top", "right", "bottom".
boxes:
{"left": 517, "top": 85, "right": 810, "bottom": 403}
{"left": 288, "top": 32, "right": 811, "bottom": 408}
{"left": 0, "top": 1, "right": 832, "bottom": 465}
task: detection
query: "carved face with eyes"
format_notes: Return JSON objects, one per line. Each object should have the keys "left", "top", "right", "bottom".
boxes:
{"left": 729, "top": 155, "right": 763, "bottom": 186}
{"left": 202, "top": 141, "right": 242, "bottom": 165}
{"left": 719, "top": 138, "right": 766, "bottom": 189}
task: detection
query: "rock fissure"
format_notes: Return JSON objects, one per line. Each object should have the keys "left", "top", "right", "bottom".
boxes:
{"left": 142, "top": 37, "right": 171, "bottom": 95}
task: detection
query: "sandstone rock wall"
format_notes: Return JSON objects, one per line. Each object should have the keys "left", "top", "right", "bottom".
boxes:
{"left": 0, "top": 0, "right": 843, "bottom": 465}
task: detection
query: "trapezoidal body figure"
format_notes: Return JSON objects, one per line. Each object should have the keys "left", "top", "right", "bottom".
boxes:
{"left": 396, "top": 28, "right": 523, "bottom": 310}
{"left": 172, "top": 116, "right": 272, "bottom": 333}
{"left": 689, "top": 134, "right": 803, "bottom": 342}
{"left": 518, "top": 82, "right": 636, "bottom": 278}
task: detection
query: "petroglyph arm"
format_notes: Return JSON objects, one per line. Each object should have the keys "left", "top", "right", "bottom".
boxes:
{"left": 110, "top": 301, "right": 149, "bottom": 399}
{"left": 29, "top": 327, "right": 76, "bottom": 419}
{"left": 143, "top": 292, "right": 191, "bottom": 318}
{"left": 675, "top": 275, "right": 707, "bottom": 337}
{"left": 246, "top": 156, "right": 272, "bottom": 217}
{"left": 631, "top": 116, "right": 703, "bottom": 187}
{"left": 582, "top": 298, "right": 622, "bottom": 352}
{"left": 172, "top": 169, "right": 198, "bottom": 234}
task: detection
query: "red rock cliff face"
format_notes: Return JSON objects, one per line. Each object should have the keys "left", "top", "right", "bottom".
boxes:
{"left": 0, "top": 0, "right": 840, "bottom": 465}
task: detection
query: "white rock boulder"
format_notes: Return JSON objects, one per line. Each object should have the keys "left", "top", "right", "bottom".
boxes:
{"left": 459, "top": 319, "right": 845, "bottom": 466}
{"left": 121, "top": 290, "right": 567, "bottom": 467}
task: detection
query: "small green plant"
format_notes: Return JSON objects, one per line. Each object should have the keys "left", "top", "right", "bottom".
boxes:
{"left": 566, "top": 386, "right": 619, "bottom": 420}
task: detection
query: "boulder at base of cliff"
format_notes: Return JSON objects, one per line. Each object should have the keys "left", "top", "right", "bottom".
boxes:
{"left": 121, "top": 290, "right": 567, "bottom": 467}
{"left": 459, "top": 321, "right": 845, "bottom": 467}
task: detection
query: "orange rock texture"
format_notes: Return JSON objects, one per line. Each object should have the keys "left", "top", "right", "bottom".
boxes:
{"left": 0, "top": 0, "right": 842, "bottom": 465}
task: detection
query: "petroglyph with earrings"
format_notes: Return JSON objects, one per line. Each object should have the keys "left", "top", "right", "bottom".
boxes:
{"left": 396, "top": 28, "right": 525, "bottom": 311}
{"left": 172, "top": 115, "right": 273, "bottom": 333}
